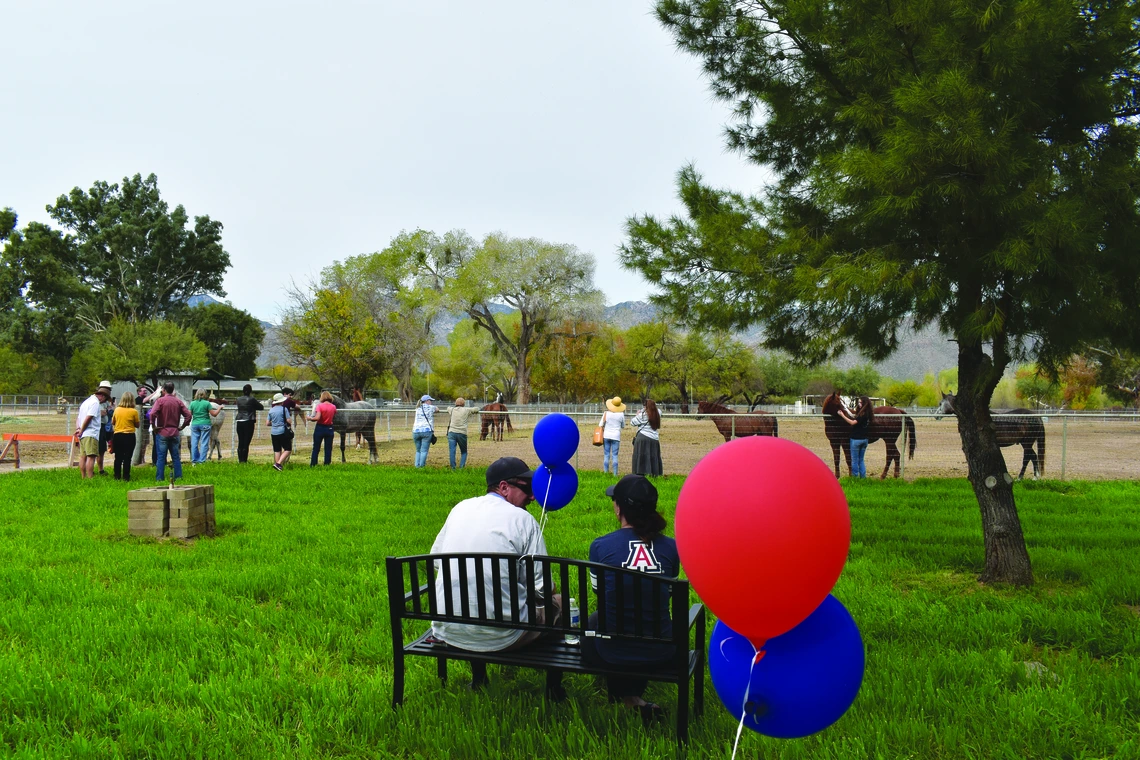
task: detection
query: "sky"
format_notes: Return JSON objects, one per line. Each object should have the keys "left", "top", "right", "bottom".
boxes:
{"left": 3, "top": 1, "right": 766, "bottom": 323}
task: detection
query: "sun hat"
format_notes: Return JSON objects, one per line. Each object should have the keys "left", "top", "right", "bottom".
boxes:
{"left": 420, "top": 394, "right": 435, "bottom": 402}
{"left": 97, "top": 380, "right": 112, "bottom": 391}
{"left": 486, "top": 456, "right": 535, "bottom": 488}
{"left": 606, "top": 474, "right": 658, "bottom": 512}
{"left": 606, "top": 396, "right": 627, "bottom": 413}
{"left": 271, "top": 392, "right": 285, "bottom": 405}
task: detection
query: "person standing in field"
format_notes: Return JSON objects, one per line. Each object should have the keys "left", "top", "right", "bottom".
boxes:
{"left": 96, "top": 380, "right": 113, "bottom": 475}
{"left": 74, "top": 385, "right": 111, "bottom": 479}
{"left": 267, "top": 392, "right": 294, "bottom": 470}
{"left": 111, "top": 391, "right": 140, "bottom": 481}
{"left": 150, "top": 382, "right": 191, "bottom": 482}
{"left": 307, "top": 391, "right": 337, "bottom": 466}
{"left": 837, "top": 395, "right": 874, "bottom": 478}
{"left": 599, "top": 396, "right": 626, "bottom": 476}
{"left": 234, "top": 384, "right": 263, "bottom": 463}
{"left": 445, "top": 397, "right": 478, "bottom": 470}
{"left": 132, "top": 385, "right": 152, "bottom": 468}
{"left": 412, "top": 394, "right": 438, "bottom": 468}
{"left": 630, "top": 399, "right": 663, "bottom": 477}
{"left": 189, "top": 389, "right": 220, "bottom": 465}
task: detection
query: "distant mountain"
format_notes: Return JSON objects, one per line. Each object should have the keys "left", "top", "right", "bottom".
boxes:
{"left": 185, "top": 294, "right": 274, "bottom": 329}
{"left": 603, "top": 301, "right": 659, "bottom": 329}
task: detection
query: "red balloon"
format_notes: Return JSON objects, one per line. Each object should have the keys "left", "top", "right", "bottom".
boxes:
{"left": 676, "top": 437, "right": 850, "bottom": 642}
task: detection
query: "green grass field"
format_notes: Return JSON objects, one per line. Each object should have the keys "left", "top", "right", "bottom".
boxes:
{"left": 0, "top": 463, "right": 1137, "bottom": 759}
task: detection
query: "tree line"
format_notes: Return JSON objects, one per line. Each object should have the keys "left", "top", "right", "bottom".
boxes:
{"left": 1, "top": 175, "right": 264, "bottom": 394}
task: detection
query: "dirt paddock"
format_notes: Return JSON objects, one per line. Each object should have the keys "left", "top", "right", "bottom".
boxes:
{"left": 5, "top": 411, "right": 1136, "bottom": 480}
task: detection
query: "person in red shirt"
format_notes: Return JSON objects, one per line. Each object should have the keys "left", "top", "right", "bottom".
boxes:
{"left": 306, "top": 391, "right": 338, "bottom": 466}
{"left": 150, "top": 382, "right": 192, "bottom": 481}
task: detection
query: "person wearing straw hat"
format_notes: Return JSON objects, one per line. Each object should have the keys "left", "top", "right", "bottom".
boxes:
{"left": 599, "top": 396, "right": 627, "bottom": 476}
{"left": 412, "top": 394, "right": 439, "bottom": 468}
{"left": 74, "top": 384, "right": 112, "bottom": 479}
{"left": 428, "top": 456, "right": 564, "bottom": 693}
{"left": 585, "top": 474, "right": 679, "bottom": 724}
{"left": 266, "top": 392, "right": 294, "bottom": 470}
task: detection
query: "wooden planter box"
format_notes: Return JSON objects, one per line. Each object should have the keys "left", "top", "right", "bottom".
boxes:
{"left": 128, "top": 485, "right": 216, "bottom": 539}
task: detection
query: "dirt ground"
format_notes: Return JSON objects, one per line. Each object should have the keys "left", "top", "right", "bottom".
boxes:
{"left": 5, "top": 410, "right": 1137, "bottom": 480}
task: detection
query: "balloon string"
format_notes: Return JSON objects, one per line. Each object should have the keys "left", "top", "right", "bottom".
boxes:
{"left": 730, "top": 646, "right": 766, "bottom": 760}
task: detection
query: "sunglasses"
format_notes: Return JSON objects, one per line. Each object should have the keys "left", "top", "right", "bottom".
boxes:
{"left": 506, "top": 479, "right": 534, "bottom": 499}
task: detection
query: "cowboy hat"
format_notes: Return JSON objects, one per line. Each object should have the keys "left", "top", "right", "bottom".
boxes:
{"left": 606, "top": 396, "right": 627, "bottom": 413}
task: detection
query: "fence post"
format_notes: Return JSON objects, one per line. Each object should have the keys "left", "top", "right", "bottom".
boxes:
{"left": 230, "top": 414, "right": 236, "bottom": 458}
{"left": 387, "top": 411, "right": 391, "bottom": 442}
{"left": 1060, "top": 416, "right": 1068, "bottom": 481}
{"left": 731, "top": 415, "right": 736, "bottom": 439}
{"left": 66, "top": 404, "right": 73, "bottom": 463}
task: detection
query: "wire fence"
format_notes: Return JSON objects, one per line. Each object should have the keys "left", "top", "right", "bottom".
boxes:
{"left": 3, "top": 404, "right": 1138, "bottom": 480}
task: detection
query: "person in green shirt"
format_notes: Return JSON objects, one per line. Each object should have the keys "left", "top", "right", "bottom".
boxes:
{"left": 189, "top": 389, "right": 221, "bottom": 465}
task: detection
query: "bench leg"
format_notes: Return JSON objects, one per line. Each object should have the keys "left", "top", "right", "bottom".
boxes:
{"left": 470, "top": 660, "right": 488, "bottom": 689}
{"left": 437, "top": 656, "right": 448, "bottom": 683}
{"left": 545, "top": 669, "right": 566, "bottom": 702}
{"left": 392, "top": 651, "right": 405, "bottom": 708}
{"left": 677, "top": 678, "right": 690, "bottom": 743}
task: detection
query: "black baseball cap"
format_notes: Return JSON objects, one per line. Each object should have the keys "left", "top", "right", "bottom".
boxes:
{"left": 486, "top": 457, "right": 535, "bottom": 488}
{"left": 606, "top": 474, "right": 658, "bottom": 512}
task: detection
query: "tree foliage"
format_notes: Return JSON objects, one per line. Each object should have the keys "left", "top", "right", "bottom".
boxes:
{"left": 85, "top": 319, "right": 208, "bottom": 388}
{"left": 623, "top": 0, "right": 1140, "bottom": 584}
{"left": 278, "top": 287, "right": 389, "bottom": 393}
{"left": 178, "top": 302, "right": 265, "bottom": 380}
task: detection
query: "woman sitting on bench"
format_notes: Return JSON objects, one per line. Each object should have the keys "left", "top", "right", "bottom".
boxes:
{"left": 586, "top": 474, "right": 680, "bottom": 725}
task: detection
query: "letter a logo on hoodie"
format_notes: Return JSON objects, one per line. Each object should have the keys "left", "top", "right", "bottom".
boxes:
{"left": 624, "top": 541, "right": 662, "bottom": 573}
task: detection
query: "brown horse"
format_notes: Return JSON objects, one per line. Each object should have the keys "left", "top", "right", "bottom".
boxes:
{"left": 821, "top": 393, "right": 917, "bottom": 479}
{"left": 936, "top": 392, "right": 1045, "bottom": 479}
{"left": 696, "top": 401, "right": 779, "bottom": 441}
{"left": 479, "top": 403, "right": 514, "bottom": 442}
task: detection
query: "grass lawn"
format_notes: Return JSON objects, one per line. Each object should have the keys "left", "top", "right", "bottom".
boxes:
{"left": 0, "top": 463, "right": 1137, "bottom": 759}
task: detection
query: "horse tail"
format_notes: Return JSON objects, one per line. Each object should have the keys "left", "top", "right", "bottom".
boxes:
{"left": 906, "top": 415, "right": 917, "bottom": 459}
{"left": 505, "top": 414, "right": 514, "bottom": 433}
{"left": 1037, "top": 421, "right": 1046, "bottom": 475}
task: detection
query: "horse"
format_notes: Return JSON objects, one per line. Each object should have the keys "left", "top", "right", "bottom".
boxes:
{"left": 479, "top": 400, "right": 513, "bottom": 442}
{"left": 351, "top": 388, "right": 365, "bottom": 448}
{"left": 330, "top": 395, "right": 378, "bottom": 464}
{"left": 936, "top": 392, "right": 1045, "bottom": 479}
{"left": 696, "top": 401, "right": 779, "bottom": 441}
{"left": 820, "top": 393, "right": 917, "bottom": 479}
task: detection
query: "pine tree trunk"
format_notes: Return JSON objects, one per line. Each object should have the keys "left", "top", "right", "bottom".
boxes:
{"left": 956, "top": 348, "right": 1034, "bottom": 586}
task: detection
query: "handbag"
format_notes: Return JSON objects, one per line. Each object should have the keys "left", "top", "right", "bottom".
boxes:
{"left": 592, "top": 425, "right": 605, "bottom": 447}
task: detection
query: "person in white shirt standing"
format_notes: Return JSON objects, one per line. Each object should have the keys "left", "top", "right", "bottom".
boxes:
{"left": 599, "top": 396, "right": 627, "bottom": 476}
{"left": 74, "top": 385, "right": 111, "bottom": 479}
{"left": 412, "top": 394, "right": 438, "bottom": 468}
{"left": 430, "top": 456, "right": 564, "bottom": 695}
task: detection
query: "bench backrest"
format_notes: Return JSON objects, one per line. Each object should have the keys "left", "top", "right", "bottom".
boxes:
{"left": 387, "top": 553, "right": 690, "bottom": 647}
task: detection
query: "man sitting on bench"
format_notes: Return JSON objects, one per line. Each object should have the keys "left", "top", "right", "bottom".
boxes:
{"left": 429, "top": 456, "right": 563, "bottom": 692}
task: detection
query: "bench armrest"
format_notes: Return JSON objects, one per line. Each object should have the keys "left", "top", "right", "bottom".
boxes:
{"left": 404, "top": 582, "right": 431, "bottom": 604}
{"left": 688, "top": 603, "right": 705, "bottom": 630}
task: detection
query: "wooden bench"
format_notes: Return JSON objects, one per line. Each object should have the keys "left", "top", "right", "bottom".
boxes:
{"left": 0, "top": 433, "right": 77, "bottom": 470}
{"left": 387, "top": 553, "right": 706, "bottom": 742}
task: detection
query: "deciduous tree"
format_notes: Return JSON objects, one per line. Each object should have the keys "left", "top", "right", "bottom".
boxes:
{"left": 178, "top": 302, "right": 265, "bottom": 380}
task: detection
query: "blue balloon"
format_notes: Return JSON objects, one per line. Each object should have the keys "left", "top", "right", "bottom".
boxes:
{"left": 709, "top": 595, "right": 864, "bottom": 739}
{"left": 532, "top": 463, "right": 578, "bottom": 511}
{"left": 532, "top": 413, "right": 579, "bottom": 466}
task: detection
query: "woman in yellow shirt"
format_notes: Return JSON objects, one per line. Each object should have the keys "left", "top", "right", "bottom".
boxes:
{"left": 112, "top": 392, "right": 141, "bottom": 481}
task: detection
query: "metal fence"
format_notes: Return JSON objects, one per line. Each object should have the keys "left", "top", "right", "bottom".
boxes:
{"left": 3, "top": 405, "right": 1137, "bottom": 480}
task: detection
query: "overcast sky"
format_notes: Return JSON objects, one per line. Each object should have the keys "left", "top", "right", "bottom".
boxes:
{"left": 3, "top": 1, "right": 766, "bottom": 322}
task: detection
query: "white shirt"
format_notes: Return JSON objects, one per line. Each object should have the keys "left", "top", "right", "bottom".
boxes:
{"left": 413, "top": 404, "right": 438, "bottom": 433}
{"left": 77, "top": 395, "right": 102, "bottom": 439}
{"left": 631, "top": 408, "right": 659, "bottom": 441}
{"left": 600, "top": 410, "right": 625, "bottom": 441}
{"left": 430, "top": 492, "right": 548, "bottom": 651}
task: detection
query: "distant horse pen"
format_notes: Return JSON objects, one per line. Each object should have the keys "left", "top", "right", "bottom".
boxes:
{"left": 2, "top": 398, "right": 1137, "bottom": 480}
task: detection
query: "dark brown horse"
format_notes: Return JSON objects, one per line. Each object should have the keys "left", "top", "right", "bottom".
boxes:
{"left": 479, "top": 403, "right": 514, "bottom": 442}
{"left": 821, "top": 393, "right": 917, "bottom": 479}
{"left": 696, "top": 401, "right": 779, "bottom": 441}
{"left": 936, "top": 392, "right": 1045, "bottom": 479}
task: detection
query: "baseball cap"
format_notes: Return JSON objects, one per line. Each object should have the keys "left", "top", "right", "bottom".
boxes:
{"left": 420, "top": 394, "right": 435, "bottom": 402}
{"left": 486, "top": 456, "right": 534, "bottom": 488}
{"left": 605, "top": 474, "right": 658, "bottom": 512}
